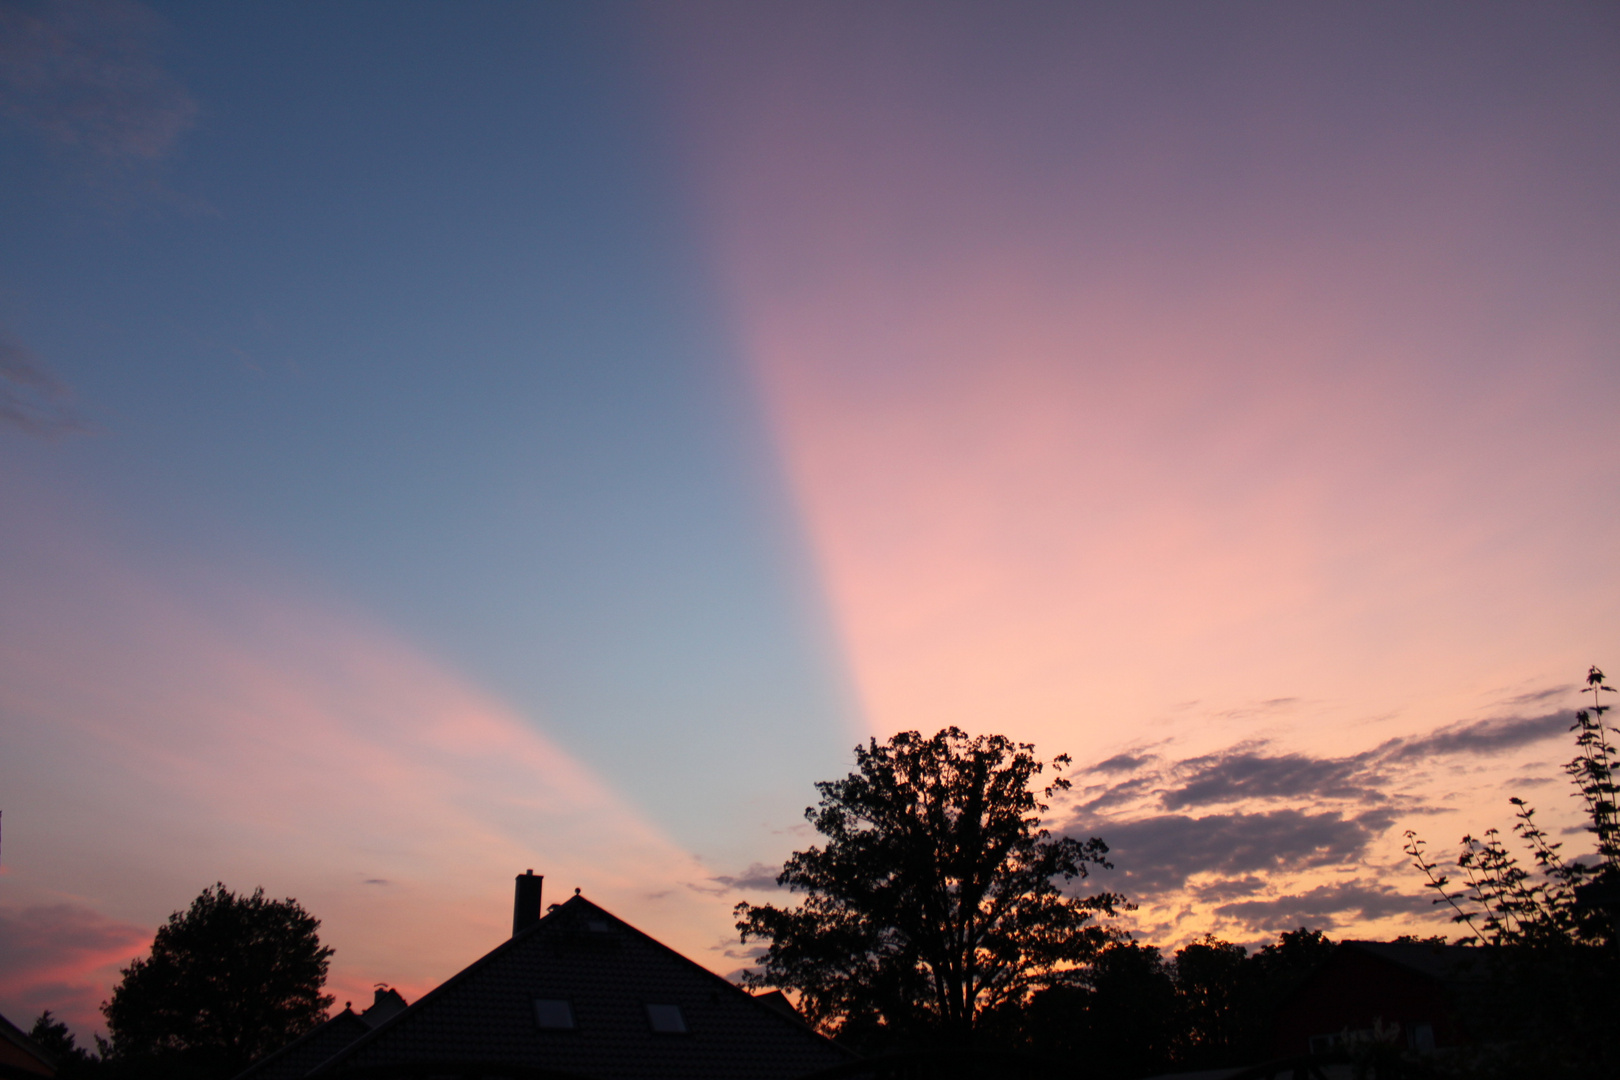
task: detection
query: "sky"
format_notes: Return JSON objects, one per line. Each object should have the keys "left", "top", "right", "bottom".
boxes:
{"left": 1, "top": 0, "right": 1617, "bottom": 1042}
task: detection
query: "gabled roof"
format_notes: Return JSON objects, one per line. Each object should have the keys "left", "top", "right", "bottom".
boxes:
{"left": 307, "top": 895, "right": 856, "bottom": 1080}
{"left": 237, "top": 1010, "right": 370, "bottom": 1080}
{"left": 237, "top": 989, "right": 409, "bottom": 1080}
{"left": 1338, "top": 940, "right": 1481, "bottom": 982}
{"left": 0, "top": 1010, "right": 55, "bottom": 1079}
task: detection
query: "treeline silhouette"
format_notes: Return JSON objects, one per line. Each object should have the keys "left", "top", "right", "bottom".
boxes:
{"left": 30, "top": 926, "right": 1345, "bottom": 1080}
{"left": 1007, "top": 927, "right": 1339, "bottom": 1076}
{"left": 26, "top": 670, "right": 1618, "bottom": 1079}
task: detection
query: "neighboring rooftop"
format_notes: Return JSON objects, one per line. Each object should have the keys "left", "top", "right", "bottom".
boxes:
{"left": 1338, "top": 939, "right": 1481, "bottom": 982}
{"left": 0, "top": 1010, "right": 55, "bottom": 1079}
{"left": 237, "top": 988, "right": 408, "bottom": 1080}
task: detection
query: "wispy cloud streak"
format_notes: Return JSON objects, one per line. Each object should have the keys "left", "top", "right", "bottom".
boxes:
{"left": 0, "top": 0, "right": 196, "bottom": 161}
{"left": 0, "top": 328, "right": 85, "bottom": 436}
{"left": 0, "top": 903, "right": 148, "bottom": 1035}
{"left": 0, "top": 478, "right": 741, "bottom": 1038}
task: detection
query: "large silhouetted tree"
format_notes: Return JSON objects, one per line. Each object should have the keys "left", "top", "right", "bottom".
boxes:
{"left": 102, "top": 884, "right": 334, "bottom": 1079}
{"left": 735, "top": 728, "right": 1122, "bottom": 1049}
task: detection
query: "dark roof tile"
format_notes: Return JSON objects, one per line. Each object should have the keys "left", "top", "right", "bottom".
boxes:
{"left": 236, "top": 1011, "right": 371, "bottom": 1080}
{"left": 1339, "top": 940, "right": 1481, "bottom": 981}
{"left": 312, "top": 896, "right": 854, "bottom": 1080}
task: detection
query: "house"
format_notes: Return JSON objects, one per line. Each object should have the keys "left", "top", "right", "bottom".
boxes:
{"left": 0, "top": 1011, "right": 55, "bottom": 1079}
{"left": 1272, "top": 939, "right": 1477, "bottom": 1056}
{"left": 237, "top": 987, "right": 408, "bottom": 1080}
{"left": 239, "top": 871, "right": 857, "bottom": 1080}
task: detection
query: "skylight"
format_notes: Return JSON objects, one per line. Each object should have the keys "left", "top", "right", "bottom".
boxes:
{"left": 645, "top": 1003, "right": 687, "bottom": 1034}
{"left": 533, "top": 999, "right": 575, "bottom": 1030}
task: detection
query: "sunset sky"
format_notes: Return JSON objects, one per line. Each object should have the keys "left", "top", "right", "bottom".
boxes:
{"left": 2, "top": 1, "right": 1617, "bottom": 1041}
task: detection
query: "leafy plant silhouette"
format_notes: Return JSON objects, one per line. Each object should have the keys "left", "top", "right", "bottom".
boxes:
{"left": 1404, "top": 666, "right": 1618, "bottom": 948}
{"left": 1401, "top": 667, "right": 1617, "bottom": 1078}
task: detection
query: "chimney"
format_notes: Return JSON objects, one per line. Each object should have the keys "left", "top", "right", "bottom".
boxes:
{"left": 513, "top": 870, "right": 543, "bottom": 936}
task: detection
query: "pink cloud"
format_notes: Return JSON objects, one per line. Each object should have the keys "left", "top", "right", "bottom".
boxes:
{"left": 0, "top": 903, "right": 149, "bottom": 1038}
{"left": 0, "top": 327, "right": 84, "bottom": 437}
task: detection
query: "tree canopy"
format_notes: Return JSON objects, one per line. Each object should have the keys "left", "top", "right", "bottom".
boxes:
{"left": 735, "top": 728, "right": 1122, "bottom": 1048}
{"left": 1023, "top": 927, "right": 1335, "bottom": 1078}
{"left": 30, "top": 1010, "right": 97, "bottom": 1078}
{"left": 102, "top": 883, "right": 334, "bottom": 1078}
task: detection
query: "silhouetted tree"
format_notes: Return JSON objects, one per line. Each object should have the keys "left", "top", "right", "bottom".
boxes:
{"left": 736, "top": 728, "right": 1122, "bottom": 1050}
{"left": 1025, "top": 939, "right": 1176, "bottom": 1078}
{"left": 1169, "top": 934, "right": 1249, "bottom": 1067}
{"left": 1244, "top": 927, "right": 1336, "bottom": 1052}
{"left": 101, "top": 883, "right": 334, "bottom": 1079}
{"left": 30, "top": 1010, "right": 100, "bottom": 1078}
{"left": 1022, "top": 927, "right": 1334, "bottom": 1074}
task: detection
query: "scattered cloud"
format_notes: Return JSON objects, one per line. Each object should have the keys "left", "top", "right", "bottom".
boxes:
{"left": 1503, "top": 775, "right": 1559, "bottom": 789}
{"left": 1161, "top": 749, "right": 1385, "bottom": 810}
{"left": 1213, "top": 881, "right": 1429, "bottom": 934}
{"left": 0, "top": 329, "right": 84, "bottom": 436}
{"left": 1091, "top": 752, "right": 1157, "bottom": 774}
{"left": 691, "top": 862, "right": 785, "bottom": 895}
{"left": 1499, "top": 686, "right": 1567, "bottom": 708}
{"left": 1214, "top": 697, "right": 1304, "bottom": 720}
{"left": 1061, "top": 703, "right": 1581, "bottom": 945}
{"left": 1075, "top": 772, "right": 1158, "bottom": 812}
{"left": 1186, "top": 876, "right": 1267, "bottom": 903}
{"left": 0, "top": 0, "right": 197, "bottom": 162}
{"left": 1082, "top": 709, "right": 1573, "bottom": 820}
{"left": 721, "top": 863, "right": 786, "bottom": 891}
{"left": 1076, "top": 808, "right": 1395, "bottom": 898}
{"left": 0, "top": 902, "right": 150, "bottom": 1038}
{"left": 1375, "top": 711, "right": 1573, "bottom": 763}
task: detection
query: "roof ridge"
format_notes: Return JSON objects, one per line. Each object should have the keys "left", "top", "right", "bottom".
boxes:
{"left": 231, "top": 1009, "right": 369, "bottom": 1080}
{"left": 566, "top": 898, "right": 847, "bottom": 1049}
{"left": 1336, "top": 939, "right": 1483, "bottom": 981}
{"left": 0, "top": 1009, "right": 58, "bottom": 1073}
{"left": 305, "top": 902, "right": 564, "bottom": 1075}
{"left": 308, "top": 894, "right": 853, "bottom": 1075}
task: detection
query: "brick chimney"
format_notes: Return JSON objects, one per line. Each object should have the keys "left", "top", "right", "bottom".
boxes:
{"left": 513, "top": 869, "right": 543, "bottom": 936}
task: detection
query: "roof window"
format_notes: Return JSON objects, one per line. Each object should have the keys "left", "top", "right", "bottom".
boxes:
{"left": 645, "top": 1003, "right": 687, "bottom": 1034}
{"left": 533, "top": 999, "right": 575, "bottom": 1030}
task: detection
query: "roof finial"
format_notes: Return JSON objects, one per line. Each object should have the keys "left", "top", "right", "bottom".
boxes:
{"left": 574, "top": 887, "right": 581, "bottom": 895}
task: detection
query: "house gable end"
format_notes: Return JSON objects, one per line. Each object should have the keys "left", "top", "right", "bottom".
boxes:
{"left": 311, "top": 896, "right": 853, "bottom": 1080}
